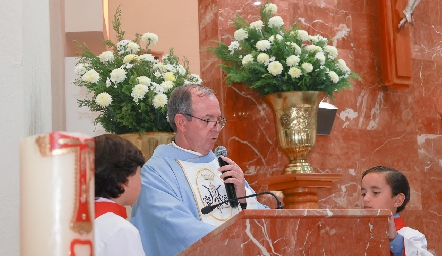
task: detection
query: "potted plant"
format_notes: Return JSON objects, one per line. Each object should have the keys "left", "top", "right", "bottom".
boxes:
{"left": 210, "top": 1, "right": 361, "bottom": 173}
{"left": 74, "top": 7, "right": 202, "bottom": 159}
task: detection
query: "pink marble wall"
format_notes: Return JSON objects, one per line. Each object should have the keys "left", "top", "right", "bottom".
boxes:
{"left": 198, "top": 0, "right": 441, "bottom": 254}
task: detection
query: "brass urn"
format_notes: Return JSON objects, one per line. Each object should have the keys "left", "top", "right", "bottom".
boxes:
{"left": 265, "top": 91, "right": 326, "bottom": 174}
{"left": 119, "top": 132, "right": 175, "bottom": 161}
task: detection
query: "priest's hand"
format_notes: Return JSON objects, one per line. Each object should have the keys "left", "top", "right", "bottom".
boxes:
{"left": 219, "top": 156, "right": 246, "bottom": 203}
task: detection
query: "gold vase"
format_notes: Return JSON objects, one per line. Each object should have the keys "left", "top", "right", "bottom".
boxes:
{"left": 119, "top": 132, "right": 175, "bottom": 161}
{"left": 265, "top": 91, "right": 326, "bottom": 174}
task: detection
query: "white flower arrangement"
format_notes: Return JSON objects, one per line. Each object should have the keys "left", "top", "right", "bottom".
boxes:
{"left": 211, "top": 1, "right": 360, "bottom": 97}
{"left": 74, "top": 7, "right": 202, "bottom": 134}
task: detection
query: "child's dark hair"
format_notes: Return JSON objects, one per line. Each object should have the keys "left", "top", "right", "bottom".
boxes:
{"left": 362, "top": 166, "right": 410, "bottom": 213}
{"left": 94, "top": 134, "right": 145, "bottom": 199}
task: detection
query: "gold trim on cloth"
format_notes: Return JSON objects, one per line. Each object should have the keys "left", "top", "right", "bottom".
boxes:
{"left": 177, "top": 159, "right": 240, "bottom": 227}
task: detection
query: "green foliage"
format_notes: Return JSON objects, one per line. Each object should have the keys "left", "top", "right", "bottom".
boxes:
{"left": 210, "top": 1, "right": 361, "bottom": 97}
{"left": 74, "top": 7, "right": 202, "bottom": 134}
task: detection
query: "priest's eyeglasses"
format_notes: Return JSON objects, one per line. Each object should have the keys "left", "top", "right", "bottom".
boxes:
{"left": 184, "top": 113, "right": 227, "bottom": 129}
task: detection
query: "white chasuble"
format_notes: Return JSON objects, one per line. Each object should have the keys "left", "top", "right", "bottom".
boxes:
{"left": 177, "top": 159, "right": 248, "bottom": 227}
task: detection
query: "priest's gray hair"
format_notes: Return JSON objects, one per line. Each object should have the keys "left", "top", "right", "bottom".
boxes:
{"left": 167, "top": 84, "right": 215, "bottom": 132}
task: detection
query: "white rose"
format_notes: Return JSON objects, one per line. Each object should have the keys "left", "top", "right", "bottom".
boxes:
{"left": 137, "top": 76, "right": 151, "bottom": 85}
{"left": 81, "top": 69, "right": 100, "bottom": 84}
{"left": 328, "top": 71, "right": 339, "bottom": 83}
{"left": 301, "top": 63, "right": 313, "bottom": 73}
{"left": 98, "top": 51, "right": 114, "bottom": 63}
{"left": 268, "top": 16, "right": 284, "bottom": 28}
{"left": 324, "top": 45, "right": 338, "bottom": 59}
{"left": 141, "top": 32, "right": 159, "bottom": 45}
{"left": 152, "top": 93, "right": 168, "bottom": 108}
{"left": 289, "top": 67, "right": 302, "bottom": 78}
{"left": 95, "top": 92, "right": 112, "bottom": 107}
{"left": 257, "top": 53, "right": 270, "bottom": 64}
{"left": 264, "top": 3, "right": 278, "bottom": 14}
{"left": 256, "top": 40, "right": 271, "bottom": 51}
{"left": 286, "top": 55, "right": 300, "bottom": 67}
{"left": 242, "top": 54, "right": 253, "bottom": 65}
{"left": 267, "top": 61, "right": 283, "bottom": 76}
{"left": 110, "top": 68, "right": 127, "bottom": 83}
{"left": 234, "top": 29, "right": 248, "bottom": 41}
{"left": 250, "top": 20, "right": 264, "bottom": 30}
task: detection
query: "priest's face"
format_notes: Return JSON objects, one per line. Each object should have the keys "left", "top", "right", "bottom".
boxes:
{"left": 183, "top": 93, "right": 223, "bottom": 155}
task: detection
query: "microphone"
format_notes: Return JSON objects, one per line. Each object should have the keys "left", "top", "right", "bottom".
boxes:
{"left": 201, "top": 191, "right": 284, "bottom": 214}
{"left": 215, "top": 146, "right": 238, "bottom": 208}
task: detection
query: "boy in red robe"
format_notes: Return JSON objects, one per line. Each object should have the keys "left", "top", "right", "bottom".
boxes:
{"left": 94, "top": 134, "right": 146, "bottom": 256}
{"left": 361, "top": 166, "right": 433, "bottom": 256}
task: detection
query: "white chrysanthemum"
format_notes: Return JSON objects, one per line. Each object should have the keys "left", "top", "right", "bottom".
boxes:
{"left": 175, "top": 65, "right": 186, "bottom": 76}
{"left": 126, "top": 42, "right": 140, "bottom": 54}
{"left": 153, "top": 63, "right": 168, "bottom": 72}
{"left": 288, "top": 67, "right": 302, "bottom": 78}
{"left": 131, "top": 84, "right": 149, "bottom": 102}
{"left": 110, "top": 68, "right": 127, "bottom": 83}
{"left": 228, "top": 41, "right": 241, "bottom": 54}
{"left": 250, "top": 20, "right": 264, "bottom": 30}
{"left": 137, "top": 76, "right": 151, "bottom": 85}
{"left": 328, "top": 71, "right": 339, "bottom": 83}
{"left": 256, "top": 40, "right": 271, "bottom": 51}
{"left": 164, "top": 72, "right": 176, "bottom": 82}
{"left": 234, "top": 29, "right": 248, "bottom": 41}
{"left": 264, "top": 3, "right": 278, "bottom": 14}
{"left": 81, "top": 69, "right": 100, "bottom": 84}
{"left": 308, "top": 35, "right": 320, "bottom": 44}
{"left": 152, "top": 93, "right": 167, "bottom": 108}
{"left": 242, "top": 54, "right": 253, "bottom": 65}
{"left": 95, "top": 92, "right": 112, "bottom": 107}
{"left": 106, "top": 77, "right": 111, "bottom": 87}
{"left": 295, "top": 30, "right": 309, "bottom": 41}
{"left": 302, "top": 63, "right": 313, "bottom": 73}
{"left": 315, "top": 52, "right": 326, "bottom": 65}
{"left": 161, "top": 81, "right": 174, "bottom": 92}
{"left": 257, "top": 53, "right": 270, "bottom": 64}
{"left": 139, "top": 54, "right": 156, "bottom": 62}
{"left": 269, "top": 34, "right": 283, "bottom": 43}
{"left": 286, "top": 55, "right": 300, "bottom": 67}
{"left": 290, "top": 43, "right": 302, "bottom": 55}
{"left": 324, "top": 45, "right": 338, "bottom": 59}
{"left": 268, "top": 16, "right": 284, "bottom": 28}
{"left": 98, "top": 51, "right": 114, "bottom": 63}
{"left": 305, "top": 45, "right": 322, "bottom": 53}
{"left": 123, "top": 54, "right": 138, "bottom": 64}
{"left": 267, "top": 61, "right": 283, "bottom": 76}
{"left": 336, "top": 59, "right": 350, "bottom": 73}
{"left": 188, "top": 74, "right": 202, "bottom": 83}
{"left": 141, "top": 32, "right": 159, "bottom": 45}
{"left": 116, "top": 40, "right": 131, "bottom": 54}
{"left": 74, "top": 63, "right": 87, "bottom": 75}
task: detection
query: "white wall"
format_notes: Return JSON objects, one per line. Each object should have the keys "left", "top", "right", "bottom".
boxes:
{"left": 0, "top": 0, "right": 64, "bottom": 253}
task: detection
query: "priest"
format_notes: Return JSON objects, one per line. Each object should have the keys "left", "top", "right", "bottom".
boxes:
{"left": 131, "top": 84, "right": 268, "bottom": 256}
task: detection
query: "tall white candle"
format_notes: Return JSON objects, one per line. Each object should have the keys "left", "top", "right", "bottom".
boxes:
{"left": 20, "top": 132, "right": 94, "bottom": 256}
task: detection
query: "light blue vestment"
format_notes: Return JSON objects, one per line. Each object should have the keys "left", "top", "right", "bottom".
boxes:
{"left": 131, "top": 144, "right": 267, "bottom": 256}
